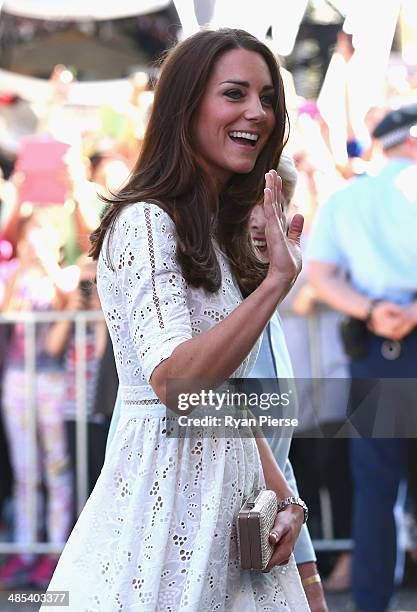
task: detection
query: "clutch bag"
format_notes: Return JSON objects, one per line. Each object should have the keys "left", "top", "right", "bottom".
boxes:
{"left": 237, "top": 489, "right": 277, "bottom": 571}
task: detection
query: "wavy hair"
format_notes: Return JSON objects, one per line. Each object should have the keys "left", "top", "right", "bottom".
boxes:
{"left": 89, "top": 28, "right": 289, "bottom": 296}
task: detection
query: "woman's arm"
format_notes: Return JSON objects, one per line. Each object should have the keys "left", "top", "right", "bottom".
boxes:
{"left": 151, "top": 171, "right": 304, "bottom": 403}
{"left": 253, "top": 432, "right": 305, "bottom": 569}
{"left": 151, "top": 275, "right": 291, "bottom": 403}
{"left": 256, "top": 435, "right": 306, "bottom": 570}
{"left": 256, "top": 435, "right": 295, "bottom": 498}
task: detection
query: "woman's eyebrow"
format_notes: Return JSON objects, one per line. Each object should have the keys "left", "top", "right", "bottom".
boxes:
{"left": 220, "top": 79, "right": 274, "bottom": 92}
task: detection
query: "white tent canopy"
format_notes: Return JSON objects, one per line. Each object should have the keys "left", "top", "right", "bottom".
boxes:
{"left": 173, "top": 0, "right": 308, "bottom": 56}
{"left": 1, "top": 0, "right": 171, "bottom": 20}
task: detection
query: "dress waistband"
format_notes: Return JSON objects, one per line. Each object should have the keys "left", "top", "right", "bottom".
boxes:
{"left": 119, "top": 384, "right": 166, "bottom": 418}
{"left": 120, "top": 403, "right": 168, "bottom": 418}
{"left": 119, "top": 384, "right": 161, "bottom": 403}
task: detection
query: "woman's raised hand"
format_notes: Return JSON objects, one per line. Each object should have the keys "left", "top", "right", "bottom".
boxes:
{"left": 263, "top": 169, "right": 304, "bottom": 288}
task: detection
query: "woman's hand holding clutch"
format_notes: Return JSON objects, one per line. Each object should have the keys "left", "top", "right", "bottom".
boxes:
{"left": 264, "top": 504, "right": 304, "bottom": 571}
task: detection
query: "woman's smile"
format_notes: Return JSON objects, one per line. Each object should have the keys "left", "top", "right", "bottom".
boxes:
{"left": 194, "top": 48, "right": 276, "bottom": 188}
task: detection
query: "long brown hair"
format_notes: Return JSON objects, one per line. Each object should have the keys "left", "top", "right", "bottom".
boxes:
{"left": 89, "top": 28, "right": 288, "bottom": 296}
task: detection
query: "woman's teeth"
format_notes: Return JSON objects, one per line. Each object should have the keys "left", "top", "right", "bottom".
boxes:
{"left": 229, "top": 131, "right": 259, "bottom": 142}
{"left": 253, "top": 239, "right": 266, "bottom": 247}
{"left": 228, "top": 131, "right": 258, "bottom": 146}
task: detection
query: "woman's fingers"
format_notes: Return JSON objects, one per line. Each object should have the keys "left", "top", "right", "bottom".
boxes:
{"left": 264, "top": 172, "right": 274, "bottom": 210}
{"left": 264, "top": 185, "right": 280, "bottom": 230}
{"left": 265, "top": 171, "right": 284, "bottom": 230}
{"left": 263, "top": 186, "right": 274, "bottom": 221}
{"left": 262, "top": 170, "right": 303, "bottom": 285}
{"left": 286, "top": 213, "right": 304, "bottom": 244}
{"left": 264, "top": 530, "right": 293, "bottom": 571}
{"left": 270, "top": 170, "right": 283, "bottom": 218}
{"left": 265, "top": 171, "right": 281, "bottom": 207}
{"left": 264, "top": 194, "right": 285, "bottom": 250}
{"left": 270, "top": 170, "right": 277, "bottom": 209}
{"left": 269, "top": 170, "right": 286, "bottom": 236}
{"left": 269, "top": 528, "right": 282, "bottom": 546}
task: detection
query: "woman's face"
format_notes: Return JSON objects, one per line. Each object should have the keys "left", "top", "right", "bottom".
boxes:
{"left": 249, "top": 203, "right": 268, "bottom": 257}
{"left": 193, "top": 48, "right": 276, "bottom": 188}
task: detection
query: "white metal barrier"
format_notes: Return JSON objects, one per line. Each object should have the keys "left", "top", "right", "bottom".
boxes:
{"left": 0, "top": 310, "right": 103, "bottom": 554}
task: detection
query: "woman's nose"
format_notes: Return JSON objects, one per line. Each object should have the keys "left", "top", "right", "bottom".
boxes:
{"left": 243, "top": 95, "right": 266, "bottom": 121}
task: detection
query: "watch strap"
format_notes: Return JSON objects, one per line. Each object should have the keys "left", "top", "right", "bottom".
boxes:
{"left": 277, "top": 496, "right": 308, "bottom": 523}
{"left": 365, "top": 298, "right": 383, "bottom": 324}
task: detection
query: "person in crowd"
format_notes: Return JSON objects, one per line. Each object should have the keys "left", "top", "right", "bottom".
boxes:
{"left": 42, "top": 28, "right": 310, "bottom": 611}
{"left": 307, "top": 103, "right": 417, "bottom": 612}
{"left": 278, "top": 138, "right": 353, "bottom": 593}
{"left": 0, "top": 212, "right": 73, "bottom": 589}
{"left": 99, "top": 70, "right": 154, "bottom": 165}
{"left": 1, "top": 151, "right": 103, "bottom": 266}
{"left": 43, "top": 255, "right": 107, "bottom": 505}
{"left": 62, "top": 148, "right": 130, "bottom": 262}
{"left": 248, "top": 153, "right": 328, "bottom": 612}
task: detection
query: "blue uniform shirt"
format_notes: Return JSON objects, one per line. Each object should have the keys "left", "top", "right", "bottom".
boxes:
{"left": 306, "top": 159, "right": 417, "bottom": 304}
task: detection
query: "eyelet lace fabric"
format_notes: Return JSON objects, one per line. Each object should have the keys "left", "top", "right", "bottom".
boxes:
{"left": 42, "top": 203, "right": 309, "bottom": 611}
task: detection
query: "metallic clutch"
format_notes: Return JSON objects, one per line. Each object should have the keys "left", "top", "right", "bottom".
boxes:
{"left": 237, "top": 489, "right": 277, "bottom": 571}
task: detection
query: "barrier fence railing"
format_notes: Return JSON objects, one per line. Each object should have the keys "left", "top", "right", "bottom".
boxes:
{"left": 0, "top": 310, "right": 353, "bottom": 555}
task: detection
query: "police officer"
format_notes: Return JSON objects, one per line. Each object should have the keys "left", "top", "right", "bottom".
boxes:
{"left": 306, "top": 104, "right": 417, "bottom": 612}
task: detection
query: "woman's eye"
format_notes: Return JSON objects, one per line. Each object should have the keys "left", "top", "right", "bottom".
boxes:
{"left": 224, "top": 89, "right": 243, "bottom": 100}
{"left": 261, "top": 95, "right": 274, "bottom": 106}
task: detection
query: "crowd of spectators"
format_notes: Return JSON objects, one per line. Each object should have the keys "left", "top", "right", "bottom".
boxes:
{"left": 0, "top": 25, "right": 416, "bottom": 607}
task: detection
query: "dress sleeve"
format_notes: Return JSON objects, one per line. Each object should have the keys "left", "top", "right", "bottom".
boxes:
{"left": 114, "top": 202, "right": 193, "bottom": 383}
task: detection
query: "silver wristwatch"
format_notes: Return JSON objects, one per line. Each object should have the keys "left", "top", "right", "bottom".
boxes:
{"left": 277, "top": 496, "right": 308, "bottom": 523}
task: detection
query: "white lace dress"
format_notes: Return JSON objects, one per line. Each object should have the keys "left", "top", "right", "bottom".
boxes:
{"left": 42, "top": 203, "right": 309, "bottom": 612}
